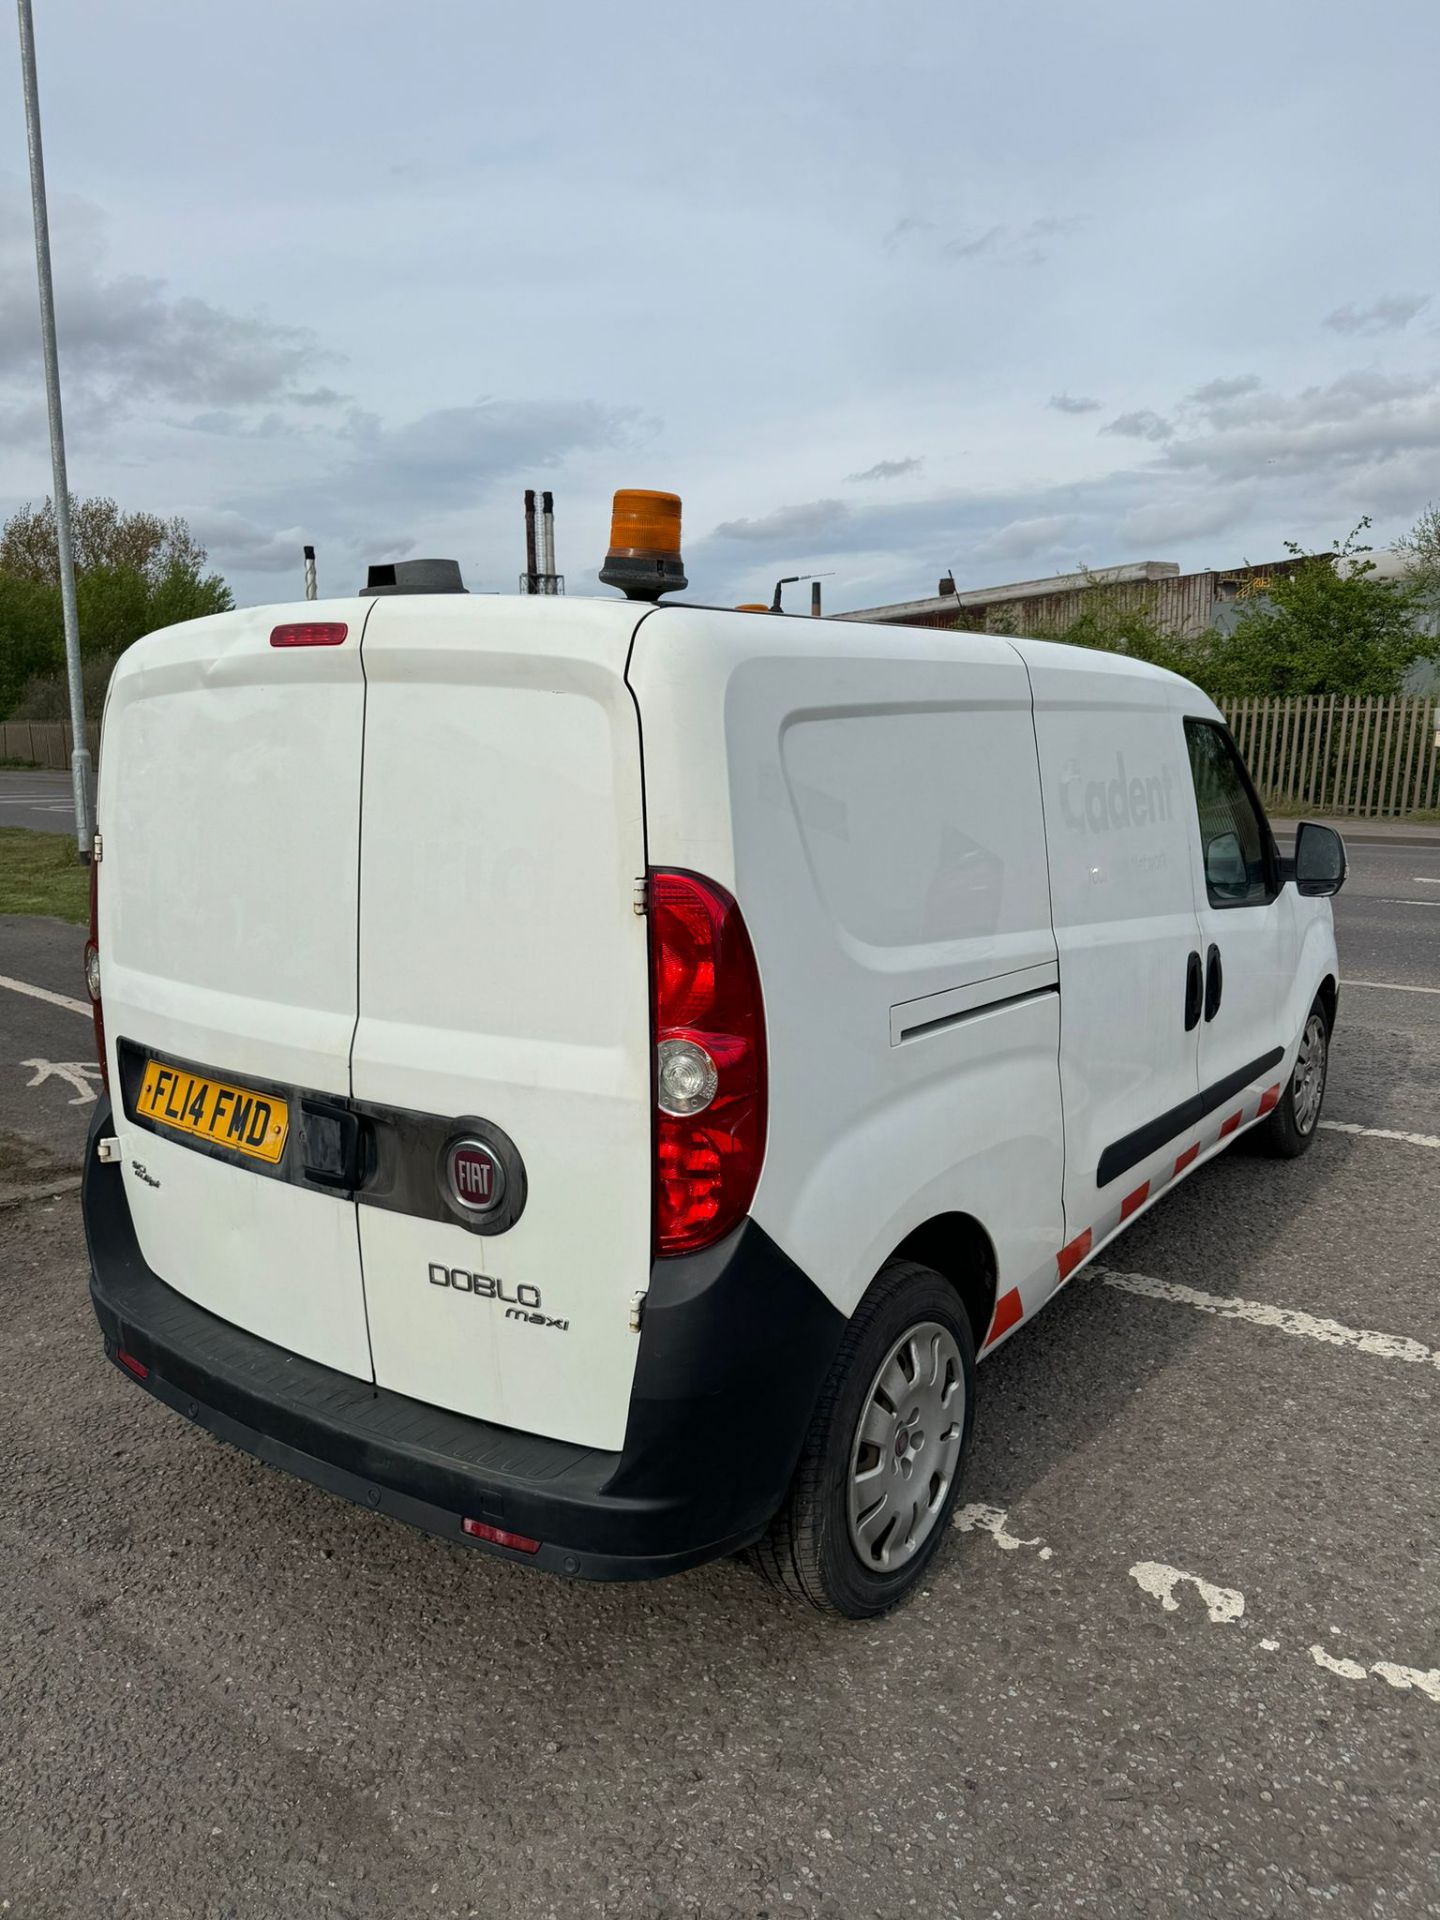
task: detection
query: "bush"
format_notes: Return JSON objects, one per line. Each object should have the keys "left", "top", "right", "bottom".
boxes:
{"left": 0, "top": 496, "right": 232, "bottom": 721}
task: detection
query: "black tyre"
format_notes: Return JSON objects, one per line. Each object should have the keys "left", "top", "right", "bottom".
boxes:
{"left": 746, "top": 1259, "right": 977, "bottom": 1619}
{"left": 1254, "top": 995, "right": 1331, "bottom": 1159}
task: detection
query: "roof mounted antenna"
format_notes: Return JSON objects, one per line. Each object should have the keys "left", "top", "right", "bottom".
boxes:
{"left": 770, "top": 571, "right": 834, "bottom": 614}
{"left": 303, "top": 544, "right": 317, "bottom": 602}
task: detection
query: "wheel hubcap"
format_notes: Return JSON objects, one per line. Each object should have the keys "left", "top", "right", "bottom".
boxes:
{"left": 1292, "top": 1012, "right": 1327, "bottom": 1134}
{"left": 847, "top": 1321, "right": 965, "bottom": 1572}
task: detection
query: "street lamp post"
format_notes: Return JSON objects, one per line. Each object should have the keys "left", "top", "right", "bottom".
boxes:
{"left": 16, "top": 0, "right": 94, "bottom": 857}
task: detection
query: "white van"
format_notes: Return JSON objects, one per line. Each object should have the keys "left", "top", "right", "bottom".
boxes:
{"left": 82, "top": 516, "right": 1346, "bottom": 1617}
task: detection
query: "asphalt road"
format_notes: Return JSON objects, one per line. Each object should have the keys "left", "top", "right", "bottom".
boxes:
{"left": 0, "top": 912, "right": 94, "bottom": 1184}
{"left": 0, "top": 771, "right": 76, "bottom": 835}
{"left": 1, "top": 845, "right": 1437, "bottom": 1918}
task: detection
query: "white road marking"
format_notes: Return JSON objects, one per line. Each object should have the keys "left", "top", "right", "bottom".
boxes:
{"left": 0, "top": 972, "right": 90, "bottom": 1017}
{"left": 1341, "top": 978, "right": 1440, "bottom": 995}
{"left": 1129, "top": 1560, "right": 1244, "bottom": 1624}
{"left": 953, "top": 1503, "right": 1054, "bottom": 1559}
{"left": 1309, "top": 1647, "right": 1440, "bottom": 1700}
{"left": 1096, "top": 1267, "right": 1440, "bottom": 1369}
{"left": 955, "top": 1506, "right": 1436, "bottom": 1708}
{"left": 22, "top": 1058, "right": 101, "bottom": 1105}
{"left": 1371, "top": 1661, "right": 1440, "bottom": 1703}
{"left": 1310, "top": 1645, "right": 1367, "bottom": 1680}
{"left": 1321, "top": 1120, "right": 1440, "bottom": 1149}
{"left": 1380, "top": 898, "right": 1440, "bottom": 907}
{"left": 1414, "top": 877, "right": 1440, "bottom": 885}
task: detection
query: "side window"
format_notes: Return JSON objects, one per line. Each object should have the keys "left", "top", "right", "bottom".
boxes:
{"left": 1184, "top": 720, "right": 1275, "bottom": 907}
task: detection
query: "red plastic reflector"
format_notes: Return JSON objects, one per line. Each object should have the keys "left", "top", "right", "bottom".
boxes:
{"left": 1057, "top": 1227, "right": 1093, "bottom": 1283}
{"left": 1120, "top": 1181, "right": 1150, "bottom": 1221}
{"left": 116, "top": 1348, "right": 149, "bottom": 1380}
{"left": 86, "top": 855, "right": 108, "bottom": 1092}
{"left": 270, "top": 622, "right": 348, "bottom": 648}
{"left": 983, "top": 1286, "right": 1024, "bottom": 1349}
{"left": 648, "top": 869, "right": 767, "bottom": 1257}
{"left": 462, "top": 1518, "right": 541, "bottom": 1554}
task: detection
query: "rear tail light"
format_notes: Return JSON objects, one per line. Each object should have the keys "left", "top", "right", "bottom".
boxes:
{"left": 115, "top": 1348, "right": 148, "bottom": 1380}
{"left": 462, "top": 1518, "right": 541, "bottom": 1554}
{"left": 648, "top": 870, "right": 767, "bottom": 1256}
{"left": 85, "top": 853, "right": 108, "bottom": 1091}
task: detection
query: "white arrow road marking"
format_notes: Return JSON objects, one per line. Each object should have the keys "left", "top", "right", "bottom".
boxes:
{"left": 22, "top": 1058, "right": 101, "bottom": 1105}
{"left": 1129, "top": 1560, "right": 1245, "bottom": 1623}
{"left": 1096, "top": 1267, "right": 1440, "bottom": 1369}
{"left": 0, "top": 972, "right": 90, "bottom": 1017}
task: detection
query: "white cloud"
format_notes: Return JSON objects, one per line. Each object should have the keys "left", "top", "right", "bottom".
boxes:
{"left": 1323, "top": 294, "right": 1429, "bottom": 336}
{"left": 1048, "top": 393, "right": 1103, "bottom": 414}
{"left": 185, "top": 510, "right": 314, "bottom": 575}
{"left": 1188, "top": 375, "right": 1261, "bottom": 405}
{"left": 1160, "top": 370, "right": 1440, "bottom": 481}
{"left": 0, "top": 184, "right": 332, "bottom": 434}
{"left": 846, "top": 456, "right": 924, "bottom": 482}
{"left": 1103, "top": 409, "right": 1175, "bottom": 442}
{"left": 974, "top": 515, "right": 1081, "bottom": 563}
{"left": 1118, "top": 491, "right": 1253, "bottom": 549}
{"left": 711, "top": 499, "right": 851, "bottom": 545}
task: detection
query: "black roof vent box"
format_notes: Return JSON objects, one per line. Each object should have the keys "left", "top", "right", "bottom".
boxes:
{"left": 361, "top": 558, "right": 467, "bottom": 596}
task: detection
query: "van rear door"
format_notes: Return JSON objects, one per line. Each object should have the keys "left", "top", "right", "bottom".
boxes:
{"left": 350, "top": 597, "right": 652, "bottom": 1453}
{"left": 97, "top": 600, "right": 375, "bottom": 1378}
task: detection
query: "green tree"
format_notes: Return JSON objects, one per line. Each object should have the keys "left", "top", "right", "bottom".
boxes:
{"left": 1196, "top": 522, "right": 1431, "bottom": 698}
{"left": 1395, "top": 500, "right": 1440, "bottom": 601}
{"left": 0, "top": 496, "right": 232, "bottom": 720}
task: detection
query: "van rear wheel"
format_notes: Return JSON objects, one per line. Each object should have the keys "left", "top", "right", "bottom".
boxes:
{"left": 1253, "top": 996, "right": 1330, "bottom": 1159}
{"left": 746, "top": 1260, "right": 976, "bottom": 1618}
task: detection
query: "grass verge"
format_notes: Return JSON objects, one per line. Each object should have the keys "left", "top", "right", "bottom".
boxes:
{"left": 0, "top": 829, "right": 89, "bottom": 922}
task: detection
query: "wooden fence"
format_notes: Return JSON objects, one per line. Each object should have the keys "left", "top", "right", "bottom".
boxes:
{"left": 1, "top": 721, "right": 101, "bottom": 770}
{"left": 1221, "top": 695, "right": 1439, "bottom": 818}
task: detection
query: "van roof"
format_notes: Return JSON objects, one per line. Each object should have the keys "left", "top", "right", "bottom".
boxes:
{"left": 137, "top": 590, "right": 1203, "bottom": 697}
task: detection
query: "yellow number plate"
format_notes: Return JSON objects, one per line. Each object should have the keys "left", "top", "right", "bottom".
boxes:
{"left": 136, "top": 1060, "right": 289, "bottom": 1165}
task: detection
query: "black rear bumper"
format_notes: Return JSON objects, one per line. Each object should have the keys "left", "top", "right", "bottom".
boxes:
{"left": 82, "top": 1099, "right": 844, "bottom": 1582}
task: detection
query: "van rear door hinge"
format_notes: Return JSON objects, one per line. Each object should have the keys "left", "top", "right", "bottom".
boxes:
{"left": 91, "top": 832, "right": 103, "bottom": 864}
{"left": 632, "top": 875, "right": 648, "bottom": 916}
{"left": 629, "top": 1289, "right": 647, "bottom": 1333}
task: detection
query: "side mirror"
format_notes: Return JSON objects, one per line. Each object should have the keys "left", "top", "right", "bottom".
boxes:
{"left": 1294, "top": 820, "right": 1347, "bottom": 896}
{"left": 1205, "top": 830, "right": 1248, "bottom": 898}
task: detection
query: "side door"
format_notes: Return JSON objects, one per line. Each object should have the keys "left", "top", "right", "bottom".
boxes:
{"left": 1178, "top": 711, "right": 1299, "bottom": 1117}
{"left": 1017, "top": 643, "right": 1204, "bottom": 1257}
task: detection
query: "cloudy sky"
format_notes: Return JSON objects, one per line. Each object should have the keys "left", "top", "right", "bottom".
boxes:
{"left": 1, "top": 0, "right": 1436, "bottom": 612}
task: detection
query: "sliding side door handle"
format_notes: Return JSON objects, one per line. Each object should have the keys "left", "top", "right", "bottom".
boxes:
{"left": 1204, "top": 943, "right": 1223, "bottom": 1022}
{"left": 1184, "top": 951, "right": 1203, "bottom": 1031}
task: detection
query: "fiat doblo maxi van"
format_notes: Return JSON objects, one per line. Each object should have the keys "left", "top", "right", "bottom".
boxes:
{"left": 82, "top": 522, "right": 1346, "bottom": 1617}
